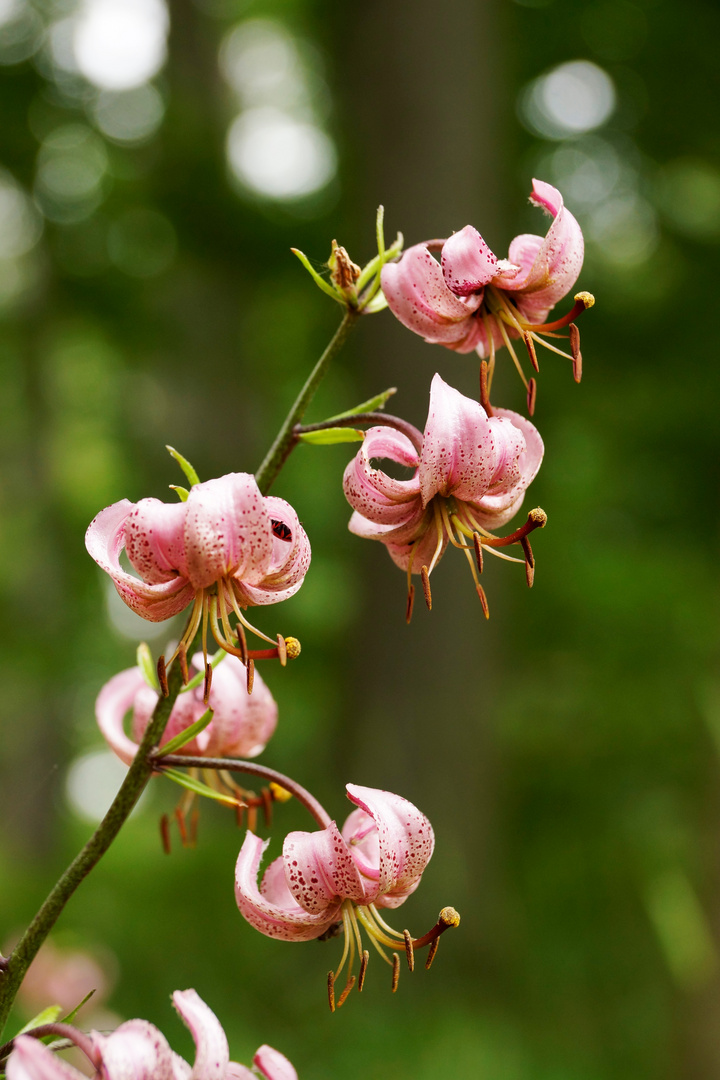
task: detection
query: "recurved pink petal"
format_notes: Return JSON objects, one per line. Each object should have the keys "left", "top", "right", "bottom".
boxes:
{"left": 233, "top": 497, "right": 310, "bottom": 607}
{"left": 95, "top": 667, "right": 147, "bottom": 766}
{"left": 124, "top": 499, "right": 189, "bottom": 584}
{"left": 172, "top": 990, "right": 228, "bottom": 1080}
{"left": 234, "top": 833, "right": 341, "bottom": 942}
{"left": 344, "top": 785, "right": 434, "bottom": 908}
{"left": 6, "top": 1037, "right": 85, "bottom": 1080}
{"left": 502, "top": 179, "right": 584, "bottom": 318}
{"left": 418, "top": 375, "right": 496, "bottom": 506}
{"left": 282, "top": 822, "right": 366, "bottom": 913}
{"left": 385, "top": 519, "right": 448, "bottom": 574}
{"left": 91, "top": 1019, "right": 176, "bottom": 1080}
{"left": 184, "top": 474, "right": 273, "bottom": 591}
{"left": 86, "top": 501, "right": 195, "bottom": 622}
{"left": 441, "top": 225, "right": 498, "bottom": 296}
{"left": 253, "top": 1046, "right": 298, "bottom": 1080}
{"left": 201, "top": 653, "right": 277, "bottom": 758}
{"left": 343, "top": 426, "right": 422, "bottom": 527}
{"left": 381, "top": 244, "right": 484, "bottom": 351}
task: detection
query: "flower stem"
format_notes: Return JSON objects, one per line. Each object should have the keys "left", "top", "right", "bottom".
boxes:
{"left": 254, "top": 309, "right": 359, "bottom": 494}
{"left": 153, "top": 754, "right": 332, "bottom": 829}
{"left": 0, "top": 661, "right": 184, "bottom": 1039}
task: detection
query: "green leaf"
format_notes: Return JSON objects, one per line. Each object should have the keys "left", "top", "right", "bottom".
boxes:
{"left": 15, "top": 1005, "right": 63, "bottom": 1036}
{"left": 290, "top": 248, "right": 344, "bottom": 304}
{"left": 161, "top": 768, "right": 240, "bottom": 806}
{"left": 157, "top": 709, "right": 214, "bottom": 757}
{"left": 323, "top": 386, "right": 396, "bottom": 422}
{"left": 363, "top": 291, "right": 389, "bottom": 314}
{"left": 169, "top": 484, "right": 189, "bottom": 502}
{"left": 137, "top": 643, "right": 159, "bottom": 691}
{"left": 180, "top": 647, "right": 227, "bottom": 693}
{"left": 61, "top": 990, "right": 96, "bottom": 1025}
{"left": 297, "top": 428, "right": 365, "bottom": 446}
{"left": 166, "top": 445, "right": 200, "bottom": 487}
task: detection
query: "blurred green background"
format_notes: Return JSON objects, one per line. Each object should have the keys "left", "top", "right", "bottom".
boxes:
{"left": 1, "top": 0, "right": 719, "bottom": 1076}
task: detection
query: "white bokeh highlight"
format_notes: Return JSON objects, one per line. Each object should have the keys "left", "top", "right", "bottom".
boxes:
{"left": 521, "top": 60, "right": 616, "bottom": 140}
{"left": 73, "top": 0, "right": 169, "bottom": 91}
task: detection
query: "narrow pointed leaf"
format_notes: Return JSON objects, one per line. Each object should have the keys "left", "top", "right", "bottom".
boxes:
{"left": 161, "top": 768, "right": 241, "bottom": 806}
{"left": 298, "top": 428, "right": 365, "bottom": 445}
{"left": 157, "top": 708, "right": 214, "bottom": 757}
{"left": 323, "top": 387, "right": 397, "bottom": 422}
{"left": 166, "top": 445, "right": 200, "bottom": 487}
{"left": 15, "top": 1006, "right": 63, "bottom": 1036}
{"left": 290, "top": 248, "right": 344, "bottom": 303}
{"left": 169, "top": 484, "right": 190, "bottom": 502}
{"left": 137, "top": 643, "right": 160, "bottom": 691}
{"left": 61, "top": 990, "right": 96, "bottom": 1025}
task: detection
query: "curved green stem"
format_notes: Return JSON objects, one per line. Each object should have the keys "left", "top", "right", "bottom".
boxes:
{"left": 254, "top": 309, "right": 359, "bottom": 494}
{"left": 0, "top": 662, "right": 184, "bottom": 1039}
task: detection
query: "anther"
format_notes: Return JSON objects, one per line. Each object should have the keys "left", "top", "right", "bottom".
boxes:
{"left": 276, "top": 634, "right": 287, "bottom": 667}
{"left": 403, "top": 929, "right": 415, "bottom": 972}
{"left": 284, "top": 636, "right": 301, "bottom": 659}
{"left": 391, "top": 953, "right": 400, "bottom": 993}
{"left": 569, "top": 323, "right": 582, "bottom": 383}
{"left": 425, "top": 937, "right": 440, "bottom": 970}
{"left": 203, "top": 662, "right": 213, "bottom": 705}
{"left": 174, "top": 807, "right": 189, "bottom": 847}
{"left": 246, "top": 658, "right": 255, "bottom": 695}
{"left": 235, "top": 622, "right": 248, "bottom": 664}
{"left": 358, "top": 949, "right": 369, "bottom": 992}
{"left": 327, "top": 971, "right": 336, "bottom": 1013}
{"left": 160, "top": 813, "right": 171, "bottom": 854}
{"left": 473, "top": 532, "right": 484, "bottom": 575}
{"left": 178, "top": 644, "right": 189, "bottom": 685}
{"left": 523, "top": 333, "right": 539, "bottom": 373}
{"left": 261, "top": 786, "right": 273, "bottom": 827}
{"left": 406, "top": 583, "right": 415, "bottom": 625}
{"left": 476, "top": 583, "right": 490, "bottom": 619}
{"left": 521, "top": 537, "right": 534, "bottom": 588}
{"left": 479, "top": 360, "right": 493, "bottom": 415}
{"left": 157, "top": 655, "right": 169, "bottom": 698}
{"left": 527, "top": 377, "right": 537, "bottom": 416}
{"left": 235, "top": 802, "right": 245, "bottom": 828}
{"left": 420, "top": 566, "right": 432, "bottom": 610}
{"left": 189, "top": 807, "right": 199, "bottom": 847}
{"left": 246, "top": 804, "right": 257, "bottom": 833}
{"left": 336, "top": 974, "right": 356, "bottom": 1008}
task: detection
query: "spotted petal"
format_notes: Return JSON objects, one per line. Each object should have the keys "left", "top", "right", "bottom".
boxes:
{"left": 172, "top": 989, "right": 229, "bottom": 1080}
{"left": 282, "top": 821, "right": 366, "bottom": 913}
{"left": 343, "top": 426, "right": 422, "bottom": 528}
{"left": 91, "top": 1019, "right": 177, "bottom": 1080}
{"left": 183, "top": 474, "right": 273, "bottom": 590}
{"left": 6, "top": 1037, "right": 86, "bottom": 1080}
{"left": 252, "top": 1046, "right": 298, "bottom": 1080}
{"left": 418, "top": 374, "right": 496, "bottom": 506}
{"left": 441, "top": 225, "right": 498, "bottom": 296}
{"left": 233, "top": 497, "right": 310, "bottom": 607}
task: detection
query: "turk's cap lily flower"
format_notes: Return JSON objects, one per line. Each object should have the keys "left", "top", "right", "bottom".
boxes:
{"left": 343, "top": 374, "right": 545, "bottom": 618}
{"left": 381, "top": 179, "right": 591, "bottom": 395}
{"left": 96, "top": 652, "right": 278, "bottom": 767}
{"left": 86, "top": 472, "right": 310, "bottom": 666}
{"left": 235, "top": 784, "right": 458, "bottom": 1009}
{"left": 4, "top": 990, "right": 289, "bottom": 1080}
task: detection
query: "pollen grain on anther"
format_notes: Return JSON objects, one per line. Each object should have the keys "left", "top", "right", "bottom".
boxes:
{"left": 391, "top": 952, "right": 400, "bottom": 993}
{"left": 569, "top": 323, "right": 582, "bottom": 383}
{"left": 157, "top": 655, "right": 169, "bottom": 698}
{"left": 420, "top": 565, "right": 432, "bottom": 610}
{"left": 203, "top": 662, "right": 213, "bottom": 705}
{"left": 160, "top": 813, "right": 171, "bottom": 855}
{"left": 406, "top": 583, "right": 415, "bottom": 625}
{"left": 521, "top": 537, "right": 535, "bottom": 588}
{"left": 523, "top": 332, "right": 540, "bottom": 373}
{"left": 527, "top": 377, "right": 537, "bottom": 416}
{"left": 174, "top": 806, "right": 189, "bottom": 847}
{"left": 246, "top": 659, "right": 255, "bottom": 695}
{"left": 358, "top": 950, "right": 369, "bottom": 991}
{"left": 476, "top": 583, "right": 490, "bottom": 620}
{"left": 336, "top": 974, "right": 356, "bottom": 1008}
{"left": 473, "top": 532, "right": 484, "bottom": 575}
{"left": 425, "top": 937, "right": 440, "bottom": 970}
{"left": 327, "top": 971, "right": 336, "bottom": 1013}
{"left": 403, "top": 929, "right": 415, "bottom": 972}
{"left": 178, "top": 643, "right": 189, "bottom": 685}
{"left": 261, "top": 786, "right": 273, "bottom": 827}
{"left": 276, "top": 634, "right": 287, "bottom": 667}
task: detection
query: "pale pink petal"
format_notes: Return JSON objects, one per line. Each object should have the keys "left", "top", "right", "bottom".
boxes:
{"left": 343, "top": 426, "right": 422, "bottom": 528}
{"left": 95, "top": 667, "right": 147, "bottom": 766}
{"left": 225, "top": 1067, "right": 255, "bottom": 1080}
{"left": 341, "top": 807, "right": 380, "bottom": 882}
{"left": 385, "top": 521, "right": 448, "bottom": 574}
{"left": 124, "top": 499, "right": 189, "bottom": 584}
{"left": 502, "top": 179, "right": 584, "bottom": 319}
{"left": 184, "top": 474, "right": 273, "bottom": 591}
{"left": 234, "top": 833, "right": 340, "bottom": 942}
{"left": 7, "top": 1037, "right": 84, "bottom": 1080}
{"left": 468, "top": 407, "right": 544, "bottom": 523}
{"left": 253, "top": 1046, "right": 298, "bottom": 1080}
{"left": 381, "top": 244, "right": 484, "bottom": 351}
{"left": 347, "top": 500, "right": 430, "bottom": 547}
{"left": 282, "top": 822, "right": 366, "bottom": 913}
{"left": 441, "top": 225, "right": 498, "bottom": 296}
{"left": 418, "top": 375, "right": 497, "bottom": 506}
{"left": 202, "top": 654, "right": 277, "bottom": 758}
{"left": 345, "top": 785, "right": 434, "bottom": 907}
{"left": 172, "top": 990, "right": 228, "bottom": 1080}
{"left": 86, "top": 502, "right": 195, "bottom": 622}
{"left": 233, "top": 497, "right": 310, "bottom": 607}
{"left": 91, "top": 1019, "right": 176, "bottom": 1080}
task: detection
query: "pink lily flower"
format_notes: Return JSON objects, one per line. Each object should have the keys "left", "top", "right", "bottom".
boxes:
{"left": 5, "top": 989, "right": 292, "bottom": 1080}
{"left": 235, "top": 784, "right": 459, "bottom": 1009}
{"left": 343, "top": 374, "right": 545, "bottom": 619}
{"left": 381, "top": 179, "right": 592, "bottom": 400}
{"left": 96, "top": 652, "right": 278, "bottom": 766}
{"left": 86, "top": 472, "right": 310, "bottom": 668}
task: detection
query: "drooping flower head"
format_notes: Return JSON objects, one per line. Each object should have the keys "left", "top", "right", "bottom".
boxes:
{"left": 234, "top": 783, "right": 459, "bottom": 1010}
{"left": 86, "top": 471, "right": 310, "bottom": 677}
{"left": 381, "top": 179, "right": 592, "bottom": 408}
{"left": 343, "top": 374, "right": 545, "bottom": 619}
{"left": 5, "top": 989, "right": 296, "bottom": 1080}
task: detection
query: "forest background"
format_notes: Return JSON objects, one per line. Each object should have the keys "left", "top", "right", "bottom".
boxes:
{"left": 0, "top": 0, "right": 719, "bottom": 1077}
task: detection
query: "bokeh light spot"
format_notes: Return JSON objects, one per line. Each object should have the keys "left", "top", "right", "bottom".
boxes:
{"left": 226, "top": 107, "right": 336, "bottom": 199}
{"left": 73, "top": 0, "right": 169, "bottom": 91}
{"left": 521, "top": 60, "right": 616, "bottom": 139}
{"left": 92, "top": 84, "right": 165, "bottom": 144}
{"left": 35, "top": 124, "right": 109, "bottom": 223}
